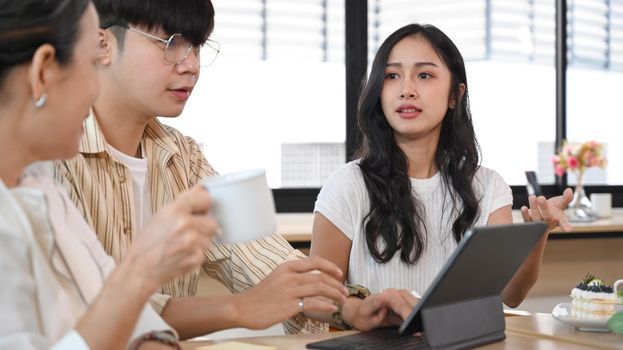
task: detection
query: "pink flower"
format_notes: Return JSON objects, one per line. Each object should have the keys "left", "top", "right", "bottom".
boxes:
{"left": 555, "top": 140, "right": 607, "bottom": 174}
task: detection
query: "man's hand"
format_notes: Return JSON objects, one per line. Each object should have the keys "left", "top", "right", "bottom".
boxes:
{"left": 233, "top": 256, "right": 348, "bottom": 330}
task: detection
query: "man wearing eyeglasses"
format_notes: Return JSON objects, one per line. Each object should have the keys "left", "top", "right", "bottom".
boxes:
{"left": 53, "top": 0, "right": 351, "bottom": 340}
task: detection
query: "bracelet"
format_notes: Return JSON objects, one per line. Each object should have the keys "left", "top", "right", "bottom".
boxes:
{"left": 128, "top": 330, "right": 181, "bottom": 350}
{"left": 331, "top": 284, "right": 371, "bottom": 330}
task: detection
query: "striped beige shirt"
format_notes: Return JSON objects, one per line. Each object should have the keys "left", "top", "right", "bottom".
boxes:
{"left": 53, "top": 114, "right": 326, "bottom": 334}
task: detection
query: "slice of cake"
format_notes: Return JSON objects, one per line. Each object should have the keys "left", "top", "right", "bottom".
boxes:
{"left": 570, "top": 274, "right": 622, "bottom": 320}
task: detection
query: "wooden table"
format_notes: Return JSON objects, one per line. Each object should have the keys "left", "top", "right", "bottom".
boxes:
{"left": 181, "top": 314, "right": 623, "bottom": 349}
{"left": 505, "top": 313, "right": 623, "bottom": 349}
{"left": 277, "top": 209, "right": 623, "bottom": 244}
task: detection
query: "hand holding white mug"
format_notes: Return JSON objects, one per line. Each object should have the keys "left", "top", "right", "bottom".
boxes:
{"left": 127, "top": 186, "right": 218, "bottom": 291}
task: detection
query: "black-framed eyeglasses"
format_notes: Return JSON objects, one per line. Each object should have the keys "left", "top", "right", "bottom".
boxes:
{"left": 102, "top": 23, "right": 220, "bottom": 67}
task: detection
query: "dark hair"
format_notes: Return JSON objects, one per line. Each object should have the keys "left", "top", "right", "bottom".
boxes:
{"left": 356, "top": 23, "right": 480, "bottom": 264}
{"left": 94, "top": 0, "right": 214, "bottom": 47}
{"left": 0, "top": 0, "right": 90, "bottom": 86}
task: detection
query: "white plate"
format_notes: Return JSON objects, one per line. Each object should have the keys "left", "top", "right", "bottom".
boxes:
{"left": 552, "top": 302, "right": 622, "bottom": 332}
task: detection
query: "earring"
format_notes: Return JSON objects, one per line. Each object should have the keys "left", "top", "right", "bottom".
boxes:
{"left": 35, "top": 93, "right": 47, "bottom": 109}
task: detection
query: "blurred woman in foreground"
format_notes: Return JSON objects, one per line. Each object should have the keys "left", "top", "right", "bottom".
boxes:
{"left": 0, "top": 0, "right": 217, "bottom": 348}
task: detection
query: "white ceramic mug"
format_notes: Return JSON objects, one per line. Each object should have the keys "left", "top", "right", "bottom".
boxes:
{"left": 590, "top": 193, "right": 612, "bottom": 218}
{"left": 614, "top": 279, "right": 623, "bottom": 299}
{"left": 202, "top": 169, "right": 276, "bottom": 244}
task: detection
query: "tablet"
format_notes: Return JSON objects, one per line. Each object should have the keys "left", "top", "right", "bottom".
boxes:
{"left": 307, "top": 222, "right": 548, "bottom": 350}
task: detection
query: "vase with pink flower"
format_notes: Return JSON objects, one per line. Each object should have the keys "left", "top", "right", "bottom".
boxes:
{"left": 552, "top": 140, "right": 608, "bottom": 222}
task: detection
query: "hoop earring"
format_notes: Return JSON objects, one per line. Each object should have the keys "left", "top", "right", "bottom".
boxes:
{"left": 35, "top": 93, "right": 47, "bottom": 109}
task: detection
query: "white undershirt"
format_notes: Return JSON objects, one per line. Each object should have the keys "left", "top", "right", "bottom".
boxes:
{"left": 107, "top": 144, "right": 153, "bottom": 230}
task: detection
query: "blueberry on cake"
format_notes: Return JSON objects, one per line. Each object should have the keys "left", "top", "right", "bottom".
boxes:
{"left": 570, "top": 274, "right": 622, "bottom": 320}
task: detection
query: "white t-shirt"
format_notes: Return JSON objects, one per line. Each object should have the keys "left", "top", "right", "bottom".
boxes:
{"left": 108, "top": 144, "right": 152, "bottom": 230}
{"left": 314, "top": 160, "right": 513, "bottom": 295}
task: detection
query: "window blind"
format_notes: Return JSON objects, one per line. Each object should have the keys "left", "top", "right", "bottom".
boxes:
{"left": 211, "top": 0, "right": 621, "bottom": 70}
{"left": 212, "top": 0, "right": 344, "bottom": 62}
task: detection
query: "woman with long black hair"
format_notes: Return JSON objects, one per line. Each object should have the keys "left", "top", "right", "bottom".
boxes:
{"left": 311, "top": 23, "right": 573, "bottom": 331}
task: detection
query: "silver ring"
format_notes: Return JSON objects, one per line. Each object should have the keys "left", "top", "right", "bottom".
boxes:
{"left": 298, "top": 298, "right": 305, "bottom": 312}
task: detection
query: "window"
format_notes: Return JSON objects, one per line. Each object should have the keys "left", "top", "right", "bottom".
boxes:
{"left": 160, "top": 1, "right": 621, "bottom": 211}
{"left": 566, "top": 0, "right": 623, "bottom": 185}
{"left": 163, "top": 0, "right": 346, "bottom": 189}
